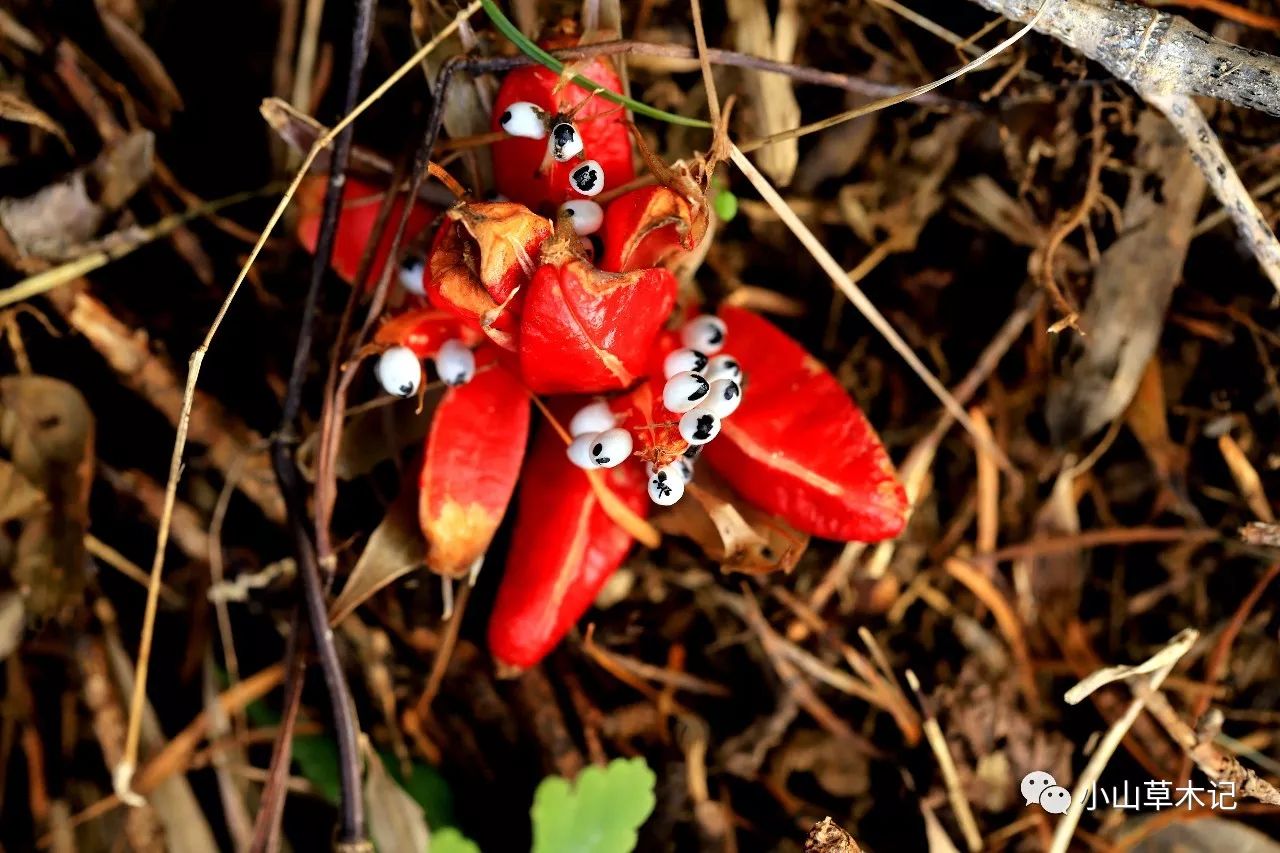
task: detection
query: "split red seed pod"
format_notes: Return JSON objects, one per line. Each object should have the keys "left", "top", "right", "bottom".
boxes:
{"left": 419, "top": 347, "right": 530, "bottom": 578}
{"left": 371, "top": 308, "right": 479, "bottom": 357}
{"left": 517, "top": 226, "right": 677, "bottom": 394}
{"left": 296, "top": 176, "right": 438, "bottom": 292}
{"left": 615, "top": 376, "right": 687, "bottom": 471}
{"left": 700, "top": 306, "right": 908, "bottom": 542}
{"left": 490, "top": 47, "right": 634, "bottom": 213}
{"left": 487, "top": 415, "right": 649, "bottom": 671}
{"left": 426, "top": 201, "right": 553, "bottom": 350}
{"left": 597, "top": 128, "right": 712, "bottom": 274}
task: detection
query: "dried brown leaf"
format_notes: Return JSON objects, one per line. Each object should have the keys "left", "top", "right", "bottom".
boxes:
{"left": 0, "top": 591, "right": 25, "bottom": 661}
{"left": 0, "top": 131, "right": 153, "bottom": 260}
{"left": 98, "top": 10, "right": 184, "bottom": 121}
{"left": 0, "top": 458, "right": 48, "bottom": 523}
{"left": 727, "top": 0, "right": 801, "bottom": 185}
{"left": 0, "top": 90, "right": 71, "bottom": 151}
{"left": 364, "top": 740, "right": 432, "bottom": 853}
{"left": 805, "top": 816, "right": 862, "bottom": 853}
{"left": 0, "top": 375, "right": 94, "bottom": 620}
{"left": 328, "top": 477, "right": 425, "bottom": 626}
{"left": 260, "top": 98, "right": 456, "bottom": 207}
{"left": 653, "top": 467, "right": 807, "bottom": 574}
{"left": 1047, "top": 111, "right": 1206, "bottom": 441}
{"left": 1219, "top": 432, "right": 1274, "bottom": 522}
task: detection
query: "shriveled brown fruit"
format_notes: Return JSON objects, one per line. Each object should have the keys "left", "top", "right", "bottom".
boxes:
{"left": 0, "top": 375, "right": 94, "bottom": 621}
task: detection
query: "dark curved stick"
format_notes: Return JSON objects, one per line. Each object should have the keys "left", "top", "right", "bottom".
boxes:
{"left": 270, "top": 0, "right": 378, "bottom": 845}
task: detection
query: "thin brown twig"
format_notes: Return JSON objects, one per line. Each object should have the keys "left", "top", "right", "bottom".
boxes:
{"left": 1178, "top": 562, "right": 1280, "bottom": 781}
{"left": 412, "top": 583, "right": 472, "bottom": 720}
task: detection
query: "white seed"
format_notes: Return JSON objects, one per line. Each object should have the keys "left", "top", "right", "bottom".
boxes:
{"left": 681, "top": 444, "right": 703, "bottom": 464}
{"left": 662, "top": 371, "right": 711, "bottom": 414}
{"left": 589, "top": 428, "right": 633, "bottom": 468}
{"left": 569, "top": 160, "right": 604, "bottom": 197}
{"left": 704, "top": 353, "right": 742, "bottom": 384}
{"left": 662, "top": 347, "right": 709, "bottom": 379}
{"left": 647, "top": 463, "right": 686, "bottom": 506}
{"left": 551, "top": 122, "right": 583, "bottom": 162}
{"left": 397, "top": 257, "right": 425, "bottom": 296}
{"left": 434, "top": 339, "right": 476, "bottom": 387}
{"left": 705, "top": 378, "right": 743, "bottom": 417}
{"left": 560, "top": 200, "right": 604, "bottom": 236}
{"left": 679, "top": 404, "right": 722, "bottom": 445}
{"left": 567, "top": 433, "right": 600, "bottom": 469}
{"left": 498, "top": 101, "right": 546, "bottom": 139}
{"left": 375, "top": 346, "right": 421, "bottom": 398}
{"left": 569, "top": 400, "right": 616, "bottom": 437}
{"left": 680, "top": 315, "right": 727, "bottom": 354}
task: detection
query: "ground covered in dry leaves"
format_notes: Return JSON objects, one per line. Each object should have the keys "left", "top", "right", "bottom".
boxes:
{"left": 2, "top": 0, "right": 1280, "bottom": 851}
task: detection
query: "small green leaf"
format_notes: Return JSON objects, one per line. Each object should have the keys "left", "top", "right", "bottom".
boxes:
{"left": 431, "top": 828, "right": 482, "bottom": 853}
{"left": 713, "top": 188, "right": 739, "bottom": 222}
{"left": 530, "top": 757, "right": 657, "bottom": 853}
{"left": 244, "top": 697, "right": 453, "bottom": 828}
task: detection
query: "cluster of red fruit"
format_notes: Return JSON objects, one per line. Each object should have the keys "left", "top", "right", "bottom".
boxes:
{"left": 300, "top": 35, "right": 908, "bottom": 670}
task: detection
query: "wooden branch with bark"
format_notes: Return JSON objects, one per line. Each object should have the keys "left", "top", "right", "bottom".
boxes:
{"left": 968, "top": 0, "right": 1280, "bottom": 291}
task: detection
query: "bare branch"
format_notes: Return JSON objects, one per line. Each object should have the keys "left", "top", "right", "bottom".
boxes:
{"left": 968, "top": 0, "right": 1280, "bottom": 115}
{"left": 970, "top": 0, "right": 1280, "bottom": 294}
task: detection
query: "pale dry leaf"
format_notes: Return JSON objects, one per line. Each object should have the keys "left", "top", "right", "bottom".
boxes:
{"left": 364, "top": 742, "right": 433, "bottom": 853}
{"left": 0, "top": 591, "right": 25, "bottom": 661}
{"left": 1047, "top": 110, "right": 1206, "bottom": 442}
{"left": 653, "top": 467, "right": 808, "bottom": 574}
{"left": 919, "top": 800, "right": 962, "bottom": 853}
{"left": 1124, "top": 356, "right": 1188, "bottom": 491}
{"left": 0, "top": 458, "right": 48, "bottom": 523}
{"left": 1012, "top": 462, "right": 1081, "bottom": 626}
{"left": 0, "top": 90, "right": 71, "bottom": 151}
{"left": 296, "top": 393, "right": 438, "bottom": 482}
{"left": 328, "top": 479, "right": 425, "bottom": 625}
{"left": 1063, "top": 627, "right": 1198, "bottom": 705}
{"left": 1218, "top": 433, "right": 1274, "bottom": 522}
{"left": 0, "top": 130, "right": 154, "bottom": 260}
{"left": 422, "top": 16, "right": 495, "bottom": 192}
{"left": 726, "top": 0, "right": 801, "bottom": 185}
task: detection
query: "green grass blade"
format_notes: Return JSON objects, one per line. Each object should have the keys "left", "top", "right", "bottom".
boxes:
{"left": 480, "top": 0, "right": 712, "bottom": 129}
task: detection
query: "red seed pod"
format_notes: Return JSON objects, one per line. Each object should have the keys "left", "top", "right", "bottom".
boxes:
{"left": 598, "top": 185, "right": 704, "bottom": 274}
{"left": 487, "top": 419, "right": 648, "bottom": 670}
{"left": 372, "top": 308, "right": 479, "bottom": 357}
{"left": 700, "top": 306, "right": 908, "bottom": 542}
{"left": 426, "top": 201, "right": 553, "bottom": 349}
{"left": 296, "top": 176, "right": 437, "bottom": 291}
{"left": 614, "top": 377, "right": 687, "bottom": 470}
{"left": 517, "top": 252, "right": 677, "bottom": 394}
{"left": 490, "top": 57, "right": 634, "bottom": 213}
{"left": 419, "top": 348, "right": 531, "bottom": 577}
